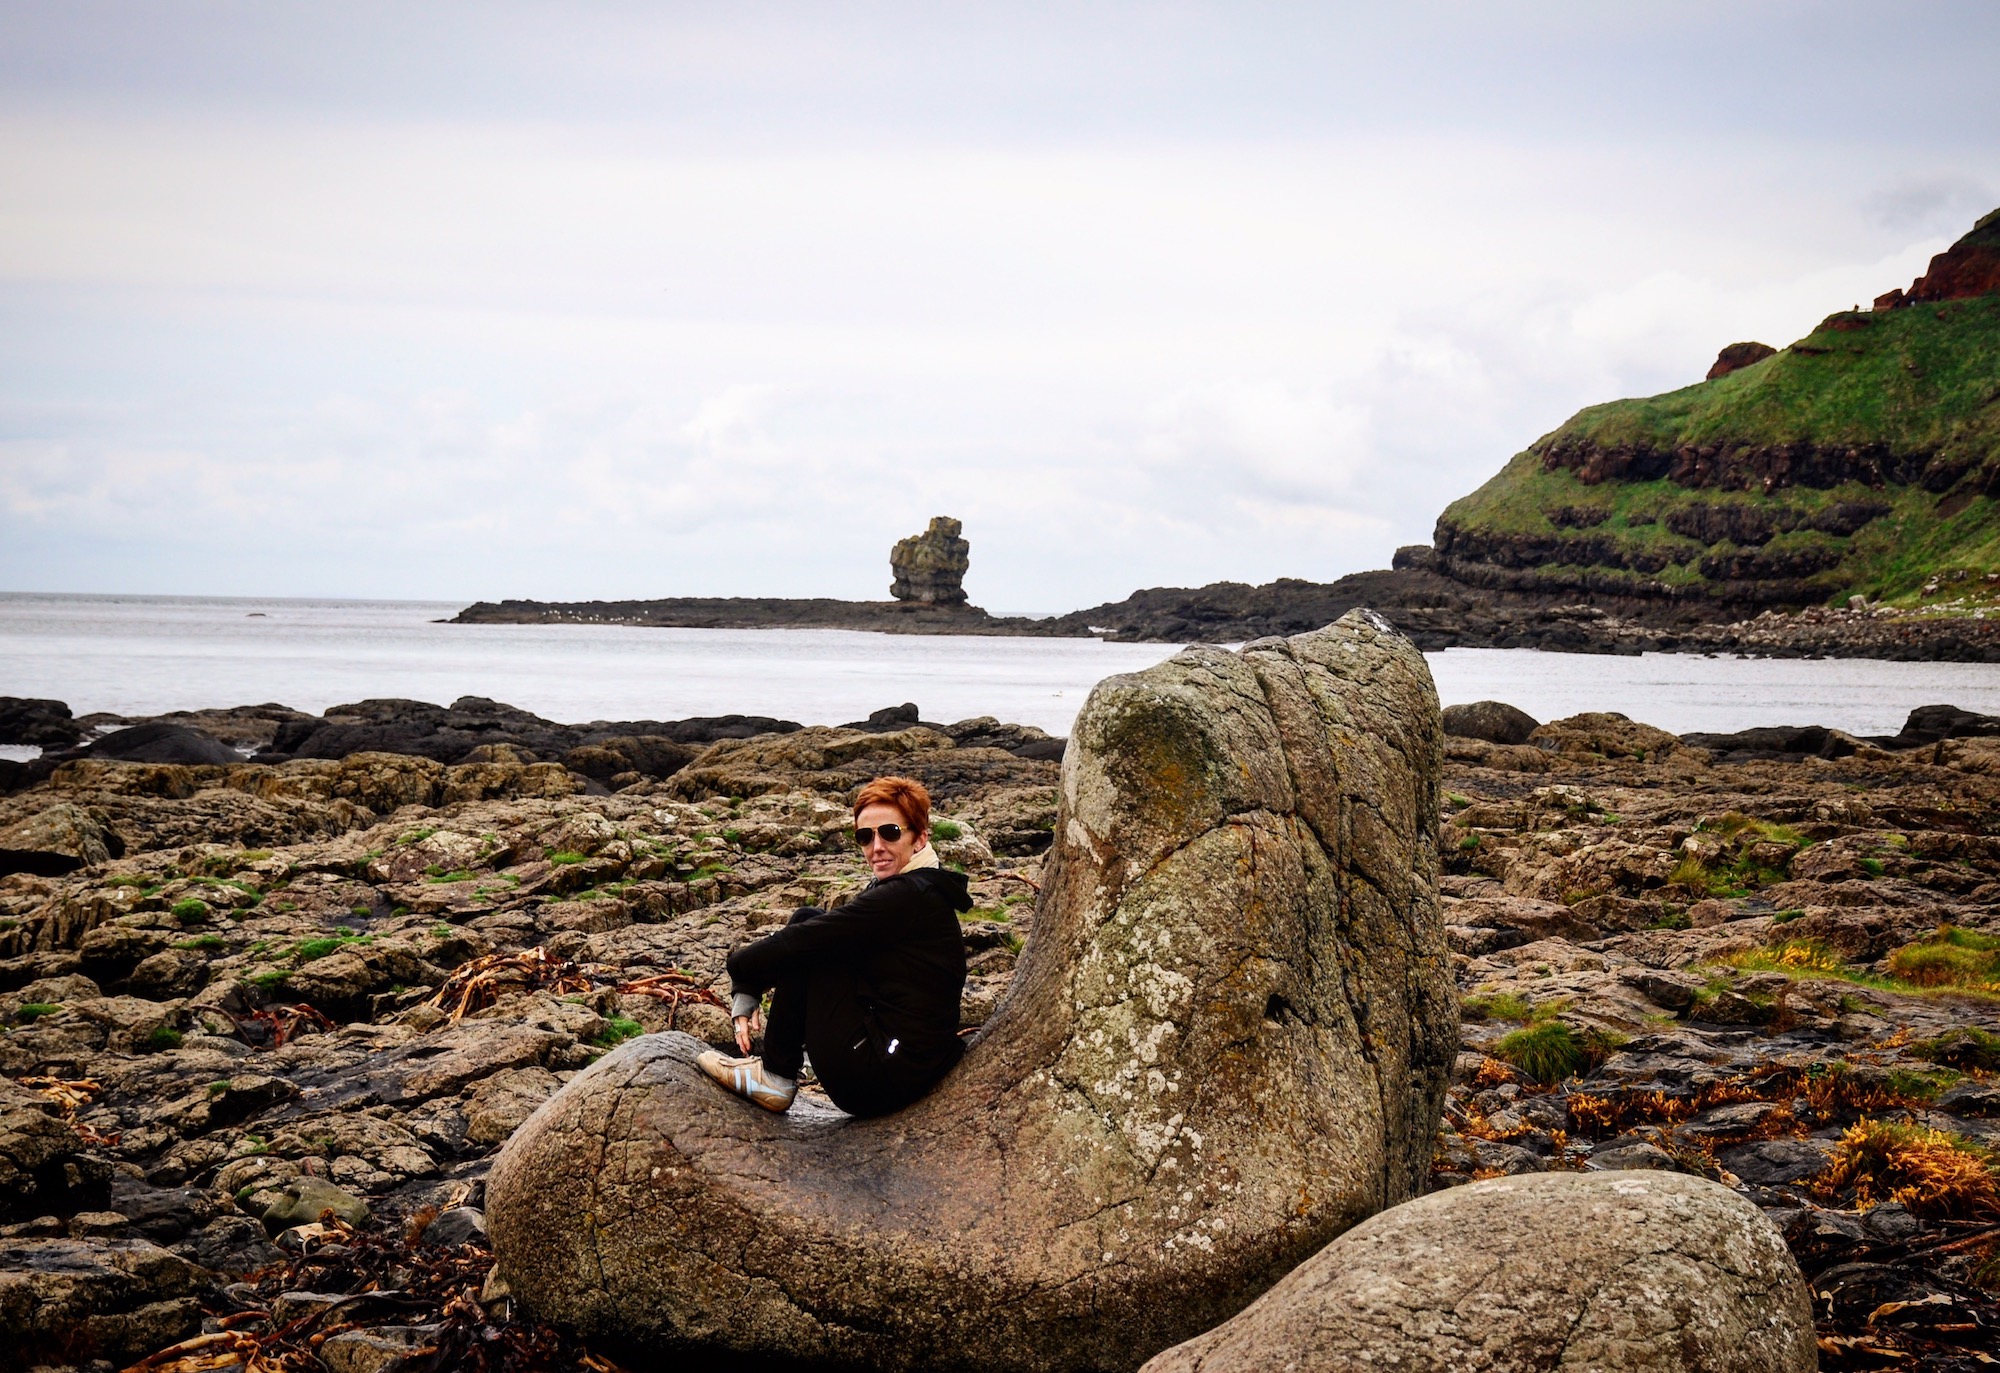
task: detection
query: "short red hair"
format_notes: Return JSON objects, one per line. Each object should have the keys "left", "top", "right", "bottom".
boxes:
{"left": 852, "top": 775, "right": 931, "bottom": 836}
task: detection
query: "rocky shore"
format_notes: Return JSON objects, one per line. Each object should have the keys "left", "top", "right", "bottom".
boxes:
{"left": 450, "top": 565, "right": 2000, "bottom": 661}
{"left": 4, "top": 683, "right": 2000, "bottom": 1368}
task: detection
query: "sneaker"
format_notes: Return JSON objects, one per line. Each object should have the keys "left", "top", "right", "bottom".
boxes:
{"left": 695, "top": 1050, "right": 797, "bottom": 1112}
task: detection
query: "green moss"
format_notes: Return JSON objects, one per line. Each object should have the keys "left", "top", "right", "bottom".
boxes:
{"left": 1859, "top": 856, "right": 1887, "bottom": 878}
{"left": 145, "top": 1026, "right": 183, "bottom": 1051}
{"left": 174, "top": 934, "right": 226, "bottom": 950}
{"left": 425, "top": 869, "right": 475, "bottom": 884}
{"left": 245, "top": 970, "right": 290, "bottom": 989}
{"left": 931, "top": 818, "right": 963, "bottom": 841}
{"left": 592, "top": 1016, "right": 645, "bottom": 1048}
{"left": 294, "top": 932, "right": 372, "bottom": 963}
{"left": 548, "top": 851, "right": 589, "bottom": 866}
{"left": 170, "top": 898, "right": 210, "bottom": 925}
{"left": 14, "top": 1002, "right": 61, "bottom": 1023}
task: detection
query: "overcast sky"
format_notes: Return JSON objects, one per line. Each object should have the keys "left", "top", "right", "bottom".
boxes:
{"left": 2, "top": 2, "right": 1997, "bottom": 611}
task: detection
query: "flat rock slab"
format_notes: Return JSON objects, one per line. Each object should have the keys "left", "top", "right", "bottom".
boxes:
{"left": 1141, "top": 1170, "right": 1817, "bottom": 1373}
{"left": 489, "top": 610, "right": 1456, "bottom": 1372}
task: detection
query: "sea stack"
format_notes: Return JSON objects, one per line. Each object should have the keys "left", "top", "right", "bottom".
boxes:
{"left": 890, "top": 516, "right": 971, "bottom": 605}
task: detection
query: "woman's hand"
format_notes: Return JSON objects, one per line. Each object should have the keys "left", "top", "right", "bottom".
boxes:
{"left": 733, "top": 1009, "right": 764, "bottom": 1055}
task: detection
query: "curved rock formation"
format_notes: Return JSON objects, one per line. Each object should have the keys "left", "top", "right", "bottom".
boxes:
{"left": 1140, "top": 1170, "right": 1817, "bottom": 1373}
{"left": 487, "top": 608, "right": 1455, "bottom": 1372}
{"left": 1706, "top": 340, "right": 1776, "bottom": 379}
{"left": 889, "top": 515, "right": 971, "bottom": 604}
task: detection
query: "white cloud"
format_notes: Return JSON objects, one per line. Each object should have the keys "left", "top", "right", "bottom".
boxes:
{"left": 0, "top": 6, "right": 1996, "bottom": 607}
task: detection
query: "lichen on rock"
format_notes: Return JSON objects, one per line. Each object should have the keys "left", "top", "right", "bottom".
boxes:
{"left": 486, "top": 608, "right": 1455, "bottom": 1372}
{"left": 1140, "top": 1170, "right": 1818, "bottom": 1373}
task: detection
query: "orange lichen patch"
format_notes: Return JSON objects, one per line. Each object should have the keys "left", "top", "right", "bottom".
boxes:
{"left": 1816, "top": 1120, "right": 2000, "bottom": 1221}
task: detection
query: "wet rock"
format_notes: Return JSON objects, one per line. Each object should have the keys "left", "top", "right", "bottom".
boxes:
{"left": 489, "top": 610, "right": 1454, "bottom": 1371}
{"left": 0, "top": 1236, "right": 209, "bottom": 1368}
{"left": 320, "top": 1322, "right": 443, "bottom": 1373}
{"left": 1441, "top": 699, "right": 1539, "bottom": 745}
{"left": 80, "top": 723, "right": 240, "bottom": 766}
{"left": 262, "top": 1176, "right": 371, "bottom": 1232}
{"left": 189, "top": 1213, "right": 283, "bottom": 1275}
{"left": 0, "top": 696, "right": 84, "bottom": 748}
{"left": 421, "top": 1205, "right": 487, "bottom": 1247}
{"left": 0, "top": 803, "right": 119, "bottom": 877}
{"left": 1141, "top": 1171, "right": 1816, "bottom": 1373}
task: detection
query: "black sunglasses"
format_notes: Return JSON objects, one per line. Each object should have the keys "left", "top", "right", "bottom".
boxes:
{"left": 854, "top": 823, "right": 907, "bottom": 847}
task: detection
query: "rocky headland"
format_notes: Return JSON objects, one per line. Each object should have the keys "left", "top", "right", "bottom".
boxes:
{"left": 455, "top": 209, "right": 2000, "bottom": 661}
{"left": 3, "top": 653, "right": 2000, "bottom": 1367}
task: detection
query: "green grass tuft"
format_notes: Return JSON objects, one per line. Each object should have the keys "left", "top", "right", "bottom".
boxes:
{"left": 170, "top": 898, "right": 210, "bottom": 924}
{"left": 145, "top": 1026, "right": 183, "bottom": 1051}
{"left": 14, "top": 1002, "right": 61, "bottom": 1022}
{"left": 592, "top": 1017, "right": 645, "bottom": 1048}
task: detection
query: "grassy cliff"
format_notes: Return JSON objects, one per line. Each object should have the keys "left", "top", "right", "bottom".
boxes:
{"left": 1435, "top": 213, "right": 2000, "bottom": 610}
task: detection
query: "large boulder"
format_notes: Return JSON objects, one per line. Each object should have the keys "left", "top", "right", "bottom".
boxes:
{"left": 0, "top": 803, "right": 121, "bottom": 877}
{"left": 0, "top": 1237, "right": 209, "bottom": 1368}
{"left": 890, "top": 515, "right": 972, "bottom": 604}
{"left": 488, "top": 609, "right": 1455, "bottom": 1372}
{"left": 1441, "top": 699, "right": 1539, "bottom": 745}
{"left": 0, "top": 696, "right": 84, "bottom": 748}
{"left": 1140, "top": 1171, "right": 1817, "bottom": 1373}
{"left": 81, "top": 722, "right": 240, "bottom": 765}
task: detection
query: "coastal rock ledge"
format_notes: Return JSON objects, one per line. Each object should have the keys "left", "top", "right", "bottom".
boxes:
{"left": 487, "top": 608, "right": 1457, "bottom": 1372}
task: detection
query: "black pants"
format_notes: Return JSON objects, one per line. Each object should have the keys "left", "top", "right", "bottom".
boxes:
{"left": 760, "top": 906, "right": 924, "bottom": 1118}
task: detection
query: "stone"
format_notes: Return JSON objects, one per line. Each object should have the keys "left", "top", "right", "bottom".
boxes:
{"left": 1, "top": 1103, "right": 112, "bottom": 1216}
{"left": 1139, "top": 1171, "right": 1816, "bottom": 1373}
{"left": 320, "top": 1322, "right": 443, "bottom": 1373}
{"left": 190, "top": 1213, "right": 282, "bottom": 1275}
{"left": 0, "top": 1236, "right": 209, "bottom": 1369}
{"left": 464, "top": 1065, "right": 561, "bottom": 1146}
{"left": 1718, "top": 1138, "right": 1834, "bottom": 1187}
{"left": 0, "top": 696, "right": 84, "bottom": 748}
{"left": 889, "top": 515, "right": 972, "bottom": 604}
{"left": 1585, "top": 1141, "right": 1677, "bottom": 1171}
{"left": 1706, "top": 341, "right": 1777, "bottom": 380}
{"left": 1528, "top": 712, "right": 1683, "bottom": 762}
{"left": 262, "top": 1176, "right": 371, "bottom": 1233}
{"left": 421, "top": 1205, "right": 488, "bottom": 1247}
{"left": 81, "top": 722, "right": 240, "bottom": 766}
{"left": 0, "top": 803, "right": 120, "bottom": 877}
{"left": 488, "top": 609, "right": 1455, "bottom": 1371}
{"left": 1441, "top": 699, "right": 1539, "bottom": 745}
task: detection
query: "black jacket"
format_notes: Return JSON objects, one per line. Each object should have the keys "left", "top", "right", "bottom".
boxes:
{"left": 727, "top": 865, "right": 972, "bottom": 1095}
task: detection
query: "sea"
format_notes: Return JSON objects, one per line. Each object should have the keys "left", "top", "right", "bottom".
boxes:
{"left": 4, "top": 592, "right": 2000, "bottom": 759}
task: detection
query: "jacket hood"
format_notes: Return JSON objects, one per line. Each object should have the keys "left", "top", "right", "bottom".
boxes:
{"left": 911, "top": 863, "right": 973, "bottom": 913}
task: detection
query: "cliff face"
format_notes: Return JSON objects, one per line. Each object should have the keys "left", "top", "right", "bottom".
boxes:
{"left": 1432, "top": 209, "right": 2000, "bottom": 611}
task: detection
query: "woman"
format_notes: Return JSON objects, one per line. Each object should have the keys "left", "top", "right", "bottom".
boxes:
{"left": 696, "top": 775, "right": 972, "bottom": 1117}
